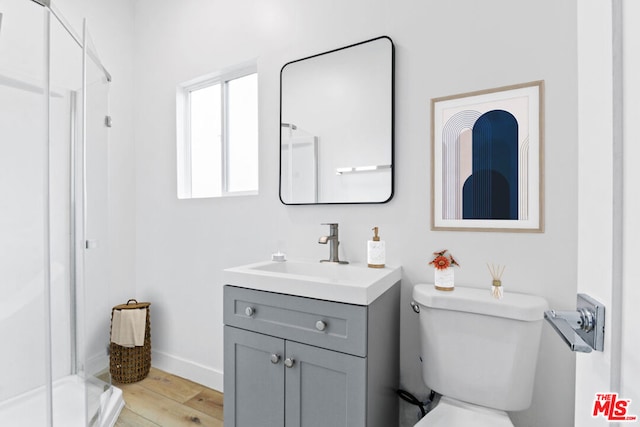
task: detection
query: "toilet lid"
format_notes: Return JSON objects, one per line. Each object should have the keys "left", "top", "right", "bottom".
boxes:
{"left": 412, "top": 284, "right": 548, "bottom": 321}
{"left": 414, "top": 397, "right": 513, "bottom": 427}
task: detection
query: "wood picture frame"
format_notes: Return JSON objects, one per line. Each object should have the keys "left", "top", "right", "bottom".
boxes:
{"left": 431, "top": 81, "right": 544, "bottom": 232}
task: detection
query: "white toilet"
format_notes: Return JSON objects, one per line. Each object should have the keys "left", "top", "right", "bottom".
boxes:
{"left": 412, "top": 284, "right": 548, "bottom": 427}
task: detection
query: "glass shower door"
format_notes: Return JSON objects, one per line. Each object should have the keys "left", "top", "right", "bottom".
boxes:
{"left": 0, "top": 2, "right": 113, "bottom": 425}
{"left": 0, "top": 3, "right": 48, "bottom": 425}
{"left": 78, "top": 21, "right": 112, "bottom": 426}
{"left": 48, "top": 7, "right": 83, "bottom": 426}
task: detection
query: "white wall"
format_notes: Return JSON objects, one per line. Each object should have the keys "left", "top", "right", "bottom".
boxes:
{"left": 133, "top": 1, "right": 578, "bottom": 426}
{"left": 575, "top": 2, "right": 640, "bottom": 424}
{"left": 575, "top": 1, "right": 615, "bottom": 425}
{"left": 621, "top": 0, "right": 639, "bottom": 412}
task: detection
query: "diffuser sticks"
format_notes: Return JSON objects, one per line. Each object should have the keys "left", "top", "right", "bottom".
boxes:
{"left": 487, "top": 263, "right": 505, "bottom": 299}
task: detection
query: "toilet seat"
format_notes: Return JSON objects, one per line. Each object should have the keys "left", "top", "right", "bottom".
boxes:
{"left": 415, "top": 396, "right": 514, "bottom": 427}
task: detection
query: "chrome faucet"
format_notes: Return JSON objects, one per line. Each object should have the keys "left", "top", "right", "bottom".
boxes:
{"left": 318, "top": 223, "right": 348, "bottom": 264}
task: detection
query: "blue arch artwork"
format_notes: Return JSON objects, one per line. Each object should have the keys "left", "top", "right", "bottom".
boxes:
{"left": 462, "top": 110, "right": 518, "bottom": 220}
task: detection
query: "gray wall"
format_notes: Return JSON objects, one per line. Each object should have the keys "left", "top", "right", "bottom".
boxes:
{"left": 128, "top": 1, "right": 578, "bottom": 426}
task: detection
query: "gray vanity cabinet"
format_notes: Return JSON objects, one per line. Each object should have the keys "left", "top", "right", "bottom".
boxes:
{"left": 224, "top": 327, "right": 285, "bottom": 426}
{"left": 284, "top": 340, "right": 366, "bottom": 426}
{"left": 223, "top": 283, "right": 399, "bottom": 427}
{"left": 224, "top": 326, "right": 366, "bottom": 426}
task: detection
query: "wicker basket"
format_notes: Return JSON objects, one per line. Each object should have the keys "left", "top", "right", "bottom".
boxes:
{"left": 109, "top": 299, "right": 151, "bottom": 383}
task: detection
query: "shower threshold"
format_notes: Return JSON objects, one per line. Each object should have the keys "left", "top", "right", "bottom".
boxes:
{"left": 0, "top": 375, "right": 124, "bottom": 426}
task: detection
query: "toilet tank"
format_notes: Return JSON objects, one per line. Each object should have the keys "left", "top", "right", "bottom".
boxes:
{"left": 412, "top": 285, "right": 548, "bottom": 411}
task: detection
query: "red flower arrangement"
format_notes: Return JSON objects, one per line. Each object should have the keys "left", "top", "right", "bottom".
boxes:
{"left": 429, "top": 250, "right": 459, "bottom": 270}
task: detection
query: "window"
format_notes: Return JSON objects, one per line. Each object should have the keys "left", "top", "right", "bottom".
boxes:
{"left": 177, "top": 65, "right": 258, "bottom": 198}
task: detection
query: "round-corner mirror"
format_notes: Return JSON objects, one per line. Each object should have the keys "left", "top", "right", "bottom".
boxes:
{"left": 279, "top": 36, "right": 394, "bottom": 205}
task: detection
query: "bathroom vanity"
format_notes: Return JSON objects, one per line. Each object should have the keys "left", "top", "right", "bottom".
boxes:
{"left": 222, "top": 260, "right": 401, "bottom": 427}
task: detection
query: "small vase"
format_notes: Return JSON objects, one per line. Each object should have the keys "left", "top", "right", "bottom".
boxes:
{"left": 434, "top": 268, "right": 454, "bottom": 291}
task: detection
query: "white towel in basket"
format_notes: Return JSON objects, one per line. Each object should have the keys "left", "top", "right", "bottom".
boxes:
{"left": 111, "top": 308, "right": 146, "bottom": 347}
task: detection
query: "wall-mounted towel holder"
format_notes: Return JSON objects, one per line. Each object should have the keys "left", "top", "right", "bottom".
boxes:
{"left": 544, "top": 293, "right": 605, "bottom": 353}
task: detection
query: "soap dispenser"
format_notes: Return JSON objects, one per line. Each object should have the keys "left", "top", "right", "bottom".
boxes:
{"left": 367, "top": 227, "right": 385, "bottom": 268}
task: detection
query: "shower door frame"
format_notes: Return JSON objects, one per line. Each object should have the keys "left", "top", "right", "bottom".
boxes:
{"left": 30, "top": 0, "right": 112, "bottom": 425}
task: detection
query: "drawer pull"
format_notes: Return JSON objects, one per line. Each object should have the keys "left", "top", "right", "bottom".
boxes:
{"left": 270, "top": 353, "right": 281, "bottom": 364}
{"left": 315, "top": 320, "right": 327, "bottom": 331}
{"left": 284, "top": 358, "right": 295, "bottom": 368}
{"left": 245, "top": 306, "right": 255, "bottom": 317}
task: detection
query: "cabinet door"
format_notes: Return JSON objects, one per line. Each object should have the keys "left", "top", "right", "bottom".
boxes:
{"left": 285, "top": 341, "right": 367, "bottom": 427}
{"left": 224, "top": 326, "right": 285, "bottom": 427}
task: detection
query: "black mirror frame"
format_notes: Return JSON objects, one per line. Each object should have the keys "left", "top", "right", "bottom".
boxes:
{"left": 278, "top": 35, "right": 395, "bottom": 205}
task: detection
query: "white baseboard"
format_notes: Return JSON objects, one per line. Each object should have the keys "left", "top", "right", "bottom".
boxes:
{"left": 151, "top": 349, "right": 223, "bottom": 392}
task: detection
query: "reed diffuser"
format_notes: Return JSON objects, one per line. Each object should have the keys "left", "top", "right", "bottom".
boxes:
{"left": 487, "top": 263, "right": 505, "bottom": 299}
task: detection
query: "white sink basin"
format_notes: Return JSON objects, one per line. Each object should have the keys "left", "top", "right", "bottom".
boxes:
{"left": 223, "top": 260, "right": 401, "bottom": 305}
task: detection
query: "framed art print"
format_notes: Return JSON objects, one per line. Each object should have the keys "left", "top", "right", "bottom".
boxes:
{"left": 431, "top": 81, "right": 544, "bottom": 232}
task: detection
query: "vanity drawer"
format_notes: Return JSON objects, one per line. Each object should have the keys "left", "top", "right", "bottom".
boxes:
{"left": 224, "top": 285, "right": 367, "bottom": 357}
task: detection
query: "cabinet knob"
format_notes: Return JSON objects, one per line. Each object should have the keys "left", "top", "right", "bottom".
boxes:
{"left": 245, "top": 306, "right": 255, "bottom": 317}
{"left": 270, "top": 353, "right": 281, "bottom": 364}
{"left": 284, "top": 358, "right": 295, "bottom": 368}
{"left": 315, "top": 320, "right": 327, "bottom": 331}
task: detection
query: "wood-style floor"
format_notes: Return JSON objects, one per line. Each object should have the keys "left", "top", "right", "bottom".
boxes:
{"left": 114, "top": 367, "right": 223, "bottom": 426}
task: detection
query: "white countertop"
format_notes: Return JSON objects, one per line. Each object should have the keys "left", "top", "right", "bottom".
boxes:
{"left": 222, "top": 260, "right": 402, "bottom": 305}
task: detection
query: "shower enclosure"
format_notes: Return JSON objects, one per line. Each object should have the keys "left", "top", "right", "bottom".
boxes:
{"left": 0, "top": 0, "right": 122, "bottom": 425}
